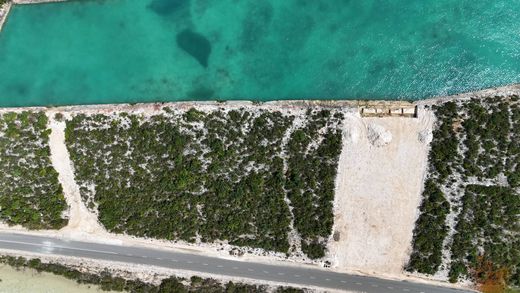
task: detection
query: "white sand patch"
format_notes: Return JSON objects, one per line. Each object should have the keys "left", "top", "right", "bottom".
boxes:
{"left": 418, "top": 129, "right": 433, "bottom": 144}
{"left": 329, "top": 106, "right": 434, "bottom": 277}
{"left": 366, "top": 123, "right": 392, "bottom": 147}
{"left": 46, "top": 112, "right": 108, "bottom": 240}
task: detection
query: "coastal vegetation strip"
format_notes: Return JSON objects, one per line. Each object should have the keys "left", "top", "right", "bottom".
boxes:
{"left": 64, "top": 106, "right": 343, "bottom": 259}
{"left": 0, "top": 111, "right": 68, "bottom": 229}
{"left": 0, "top": 255, "right": 304, "bottom": 293}
{"left": 408, "top": 96, "right": 520, "bottom": 290}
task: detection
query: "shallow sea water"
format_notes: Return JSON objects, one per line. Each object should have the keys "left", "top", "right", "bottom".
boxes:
{"left": 0, "top": 0, "right": 519, "bottom": 106}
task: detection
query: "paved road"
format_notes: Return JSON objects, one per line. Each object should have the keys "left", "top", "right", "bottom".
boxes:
{"left": 0, "top": 232, "right": 472, "bottom": 293}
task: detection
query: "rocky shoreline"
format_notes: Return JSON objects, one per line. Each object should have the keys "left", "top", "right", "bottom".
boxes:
{"left": 0, "top": 1, "right": 12, "bottom": 33}
{"left": 0, "top": 0, "right": 72, "bottom": 33}
{"left": 0, "top": 84, "right": 519, "bottom": 118}
{"left": 12, "top": 0, "right": 71, "bottom": 4}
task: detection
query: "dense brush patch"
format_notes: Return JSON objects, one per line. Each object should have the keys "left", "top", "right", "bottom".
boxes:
{"left": 65, "top": 107, "right": 344, "bottom": 259}
{"left": 408, "top": 96, "right": 520, "bottom": 289}
{"left": 0, "top": 111, "right": 67, "bottom": 229}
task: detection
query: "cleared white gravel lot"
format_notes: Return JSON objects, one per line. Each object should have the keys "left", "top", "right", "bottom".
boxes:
{"left": 329, "top": 107, "right": 434, "bottom": 277}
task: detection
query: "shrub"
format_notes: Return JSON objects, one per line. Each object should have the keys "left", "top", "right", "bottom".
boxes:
{"left": 0, "top": 112, "right": 68, "bottom": 229}
{"left": 408, "top": 98, "right": 520, "bottom": 289}
{"left": 65, "top": 107, "right": 343, "bottom": 258}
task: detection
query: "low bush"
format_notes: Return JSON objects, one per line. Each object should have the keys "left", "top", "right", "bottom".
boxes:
{"left": 0, "top": 112, "right": 67, "bottom": 229}
{"left": 65, "top": 107, "right": 343, "bottom": 258}
{"left": 408, "top": 98, "right": 520, "bottom": 289}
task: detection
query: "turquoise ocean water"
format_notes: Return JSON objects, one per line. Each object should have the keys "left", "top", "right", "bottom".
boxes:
{"left": 0, "top": 0, "right": 519, "bottom": 107}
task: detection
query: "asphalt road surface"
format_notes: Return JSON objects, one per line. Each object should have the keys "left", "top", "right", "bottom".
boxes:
{"left": 0, "top": 232, "right": 473, "bottom": 293}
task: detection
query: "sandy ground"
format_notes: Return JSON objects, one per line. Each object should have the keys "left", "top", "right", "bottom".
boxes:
{"left": 329, "top": 106, "right": 434, "bottom": 277}
{"left": 0, "top": 265, "right": 108, "bottom": 293}
{"left": 47, "top": 113, "right": 107, "bottom": 239}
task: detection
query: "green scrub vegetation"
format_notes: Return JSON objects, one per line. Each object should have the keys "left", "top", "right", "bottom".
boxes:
{"left": 408, "top": 96, "right": 520, "bottom": 289}
{"left": 65, "top": 107, "right": 343, "bottom": 259}
{"left": 0, "top": 111, "right": 68, "bottom": 229}
{"left": 407, "top": 102, "right": 458, "bottom": 274}
{"left": 286, "top": 110, "right": 343, "bottom": 258}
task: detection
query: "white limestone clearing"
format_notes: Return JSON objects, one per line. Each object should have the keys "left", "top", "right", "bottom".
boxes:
{"left": 46, "top": 112, "right": 108, "bottom": 239}
{"left": 329, "top": 106, "right": 434, "bottom": 278}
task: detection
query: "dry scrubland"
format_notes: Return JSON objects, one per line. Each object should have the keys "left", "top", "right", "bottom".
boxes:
{"left": 64, "top": 106, "right": 344, "bottom": 260}
{"left": 408, "top": 96, "right": 520, "bottom": 291}
{"left": 0, "top": 111, "right": 68, "bottom": 229}
{"left": 0, "top": 89, "right": 519, "bottom": 292}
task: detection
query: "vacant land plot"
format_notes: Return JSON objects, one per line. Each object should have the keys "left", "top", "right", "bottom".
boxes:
{"left": 330, "top": 109, "right": 433, "bottom": 275}
{"left": 65, "top": 106, "right": 343, "bottom": 258}
{"left": 408, "top": 96, "right": 520, "bottom": 289}
{"left": 0, "top": 111, "right": 68, "bottom": 229}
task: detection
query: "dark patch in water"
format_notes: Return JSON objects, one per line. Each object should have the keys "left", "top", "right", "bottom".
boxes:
{"left": 176, "top": 29, "right": 211, "bottom": 68}
{"left": 148, "top": 0, "right": 188, "bottom": 16}
{"left": 12, "top": 84, "right": 29, "bottom": 96}
{"left": 187, "top": 85, "right": 214, "bottom": 99}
